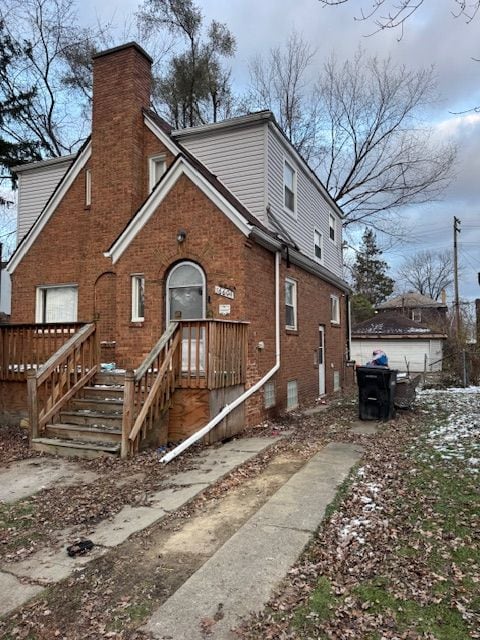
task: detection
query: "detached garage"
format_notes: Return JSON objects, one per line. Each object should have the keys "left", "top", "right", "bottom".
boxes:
{"left": 351, "top": 313, "right": 447, "bottom": 373}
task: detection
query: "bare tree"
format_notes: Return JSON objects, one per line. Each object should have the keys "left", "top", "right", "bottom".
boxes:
{"left": 317, "top": 52, "right": 455, "bottom": 231}
{"left": 0, "top": 0, "right": 106, "bottom": 159}
{"left": 397, "top": 249, "right": 455, "bottom": 300}
{"left": 247, "top": 31, "right": 321, "bottom": 162}
{"left": 317, "top": 1, "right": 480, "bottom": 37}
{"left": 246, "top": 42, "right": 456, "bottom": 235}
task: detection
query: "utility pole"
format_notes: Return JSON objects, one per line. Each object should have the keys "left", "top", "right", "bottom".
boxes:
{"left": 453, "top": 216, "right": 461, "bottom": 336}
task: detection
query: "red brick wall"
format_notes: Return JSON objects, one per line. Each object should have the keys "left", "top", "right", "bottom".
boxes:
{"left": 113, "top": 173, "right": 249, "bottom": 368}
{"left": 10, "top": 44, "right": 176, "bottom": 335}
{"left": 244, "top": 248, "right": 349, "bottom": 423}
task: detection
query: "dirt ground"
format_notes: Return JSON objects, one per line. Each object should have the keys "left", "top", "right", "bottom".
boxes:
{"left": 0, "top": 397, "right": 360, "bottom": 639}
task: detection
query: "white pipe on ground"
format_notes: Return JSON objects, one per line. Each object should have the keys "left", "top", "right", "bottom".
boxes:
{"left": 160, "top": 251, "right": 282, "bottom": 464}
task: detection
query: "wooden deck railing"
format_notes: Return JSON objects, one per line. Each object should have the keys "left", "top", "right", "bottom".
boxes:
{"left": 0, "top": 322, "right": 84, "bottom": 381}
{"left": 177, "top": 320, "right": 248, "bottom": 389}
{"left": 122, "top": 319, "right": 248, "bottom": 457}
{"left": 27, "top": 323, "right": 99, "bottom": 438}
{"left": 123, "top": 322, "right": 180, "bottom": 458}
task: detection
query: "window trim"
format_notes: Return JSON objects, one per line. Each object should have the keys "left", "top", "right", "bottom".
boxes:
{"left": 329, "top": 213, "right": 336, "bottom": 244}
{"left": 285, "top": 277, "right": 298, "bottom": 331}
{"left": 283, "top": 159, "right": 297, "bottom": 217}
{"left": 148, "top": 154, "right": 167, "bottom": 193}
{"left": 412, "top": 309, "right": 422, "bottom": 323}
{"left": 35, "top": 284, "right": 78, "bottom": 323}
{"left": 166, "top": 260, "right": 207, "bottom": 323}
{"left": 131, "top": 274, "right": 145, "bottom": 323}
{"left": 85, "top": 168, "right": 91, "bottom": 207}
{"left": 313, "top": 228, "right": 323, "bottom": 264}
{"left": 331, "top": 294, "right": 340, "bottom": 325}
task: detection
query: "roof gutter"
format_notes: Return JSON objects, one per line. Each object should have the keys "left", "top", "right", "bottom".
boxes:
{"left": 251, "top": 227, "right": 351, "bottom": 294}
{"left": 160, "top": 250, "right": 282, "bottom": 464}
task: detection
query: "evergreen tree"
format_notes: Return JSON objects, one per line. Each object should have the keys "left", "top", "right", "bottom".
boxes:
{"left": 352, "top": 229, "right": 394, "bottom": 305}
{"left": 0, "top": 23, "right": 41, "bottom": 191}
{"left": 138, "top": 0, "right": 236, "bottom": 127}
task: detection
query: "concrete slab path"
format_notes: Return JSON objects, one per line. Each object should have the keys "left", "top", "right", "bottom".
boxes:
{"left": 0, "top": 458, "right": 99, "bottom": 504}
{"left": 144, "top": 442, "right": 364, "bottom": 640}
{"left": 0, "top": 435, "right": 283, "bottom": 616}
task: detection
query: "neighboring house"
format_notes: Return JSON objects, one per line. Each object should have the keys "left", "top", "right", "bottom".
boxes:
{"left": 351, "top": 312, "right": 447, "bottom": 373}
{"left": 376, "top": 292, "right": 448, "bottom": 329}
{"left": 2, "top": 42, "right": 351, "bottom": 457}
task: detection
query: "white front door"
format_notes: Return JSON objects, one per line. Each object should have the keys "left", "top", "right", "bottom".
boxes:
{"left": 318, "top": 325, "right": 326, "bottom": 396}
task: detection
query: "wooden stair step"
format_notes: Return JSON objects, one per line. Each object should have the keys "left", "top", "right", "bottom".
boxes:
{"left": 59, "top": 410, "right": 122, "bottom": 428}
{"left": 83, "top": 385, "right": 125, "bottom": 400}
{"left": 31, "top": 437, "right": 120, "bottom": 459}
{"left": 71, "top": 397, "right": 124, "bottom": 412}
{"left": 94, "top": 372, "right": 126, "bottom": 386}
{"left": 45, "top": 422, "right": 122, "bottom": 444}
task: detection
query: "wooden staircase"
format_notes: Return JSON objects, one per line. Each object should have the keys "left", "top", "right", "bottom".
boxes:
{"left": 31, "top": 372, "right": 125, "bottom": 459}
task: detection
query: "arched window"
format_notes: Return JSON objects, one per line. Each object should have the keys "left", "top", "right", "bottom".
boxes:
{"left": 166, "top": 261, "right": 206, "bottom": 322}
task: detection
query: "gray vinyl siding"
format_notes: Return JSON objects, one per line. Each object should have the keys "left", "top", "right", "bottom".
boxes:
{"left": 16, "top": 160, "right": 72, "bottom": 244}
{"left": 266, "top": 127, "right": 343, "bottom": 278}
{"left": 176, "top": 124, "right": 267, "bottom": 224}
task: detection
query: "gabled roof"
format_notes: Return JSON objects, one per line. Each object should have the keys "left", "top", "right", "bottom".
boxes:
{"left": 376, "top": 292, "right": 447, "bottom": 310}
{"left": 105, "top": 154, "right": 255, "bottom": 263}
{"left": 352, "top": 312, "right": 446, "bottom": 338}
{"left": 173, "top": 110, "right": 345, "bottom": 220}
{"left": 7, "top": 139, "right": 92, "bottom": 274}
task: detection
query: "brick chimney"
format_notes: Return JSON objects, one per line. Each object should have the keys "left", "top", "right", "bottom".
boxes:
{"left": 91, "top": 43, "right": 152, "bottom": 244}
{"left": 441, "top": 289, "right": 446, "bottom": 305}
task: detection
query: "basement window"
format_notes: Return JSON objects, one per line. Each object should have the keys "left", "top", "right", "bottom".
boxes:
{"left": 131, "top": 275, "right": 145, "bottom": 322}
{"left": 35, "top": 285, "right": 78, "bottom": 323}
{"left": 264, "top": 381, "right": 276, "bottom": 409}
{"left": 149, "top": 155, "right": 166, "bottom": 192}
{"left": 287, "top": 380, "right": 298, "bottom": 410}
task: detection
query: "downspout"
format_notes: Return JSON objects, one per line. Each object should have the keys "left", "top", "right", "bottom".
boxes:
{"left": 161, "top": 250, "right": 282, "bottom": 464}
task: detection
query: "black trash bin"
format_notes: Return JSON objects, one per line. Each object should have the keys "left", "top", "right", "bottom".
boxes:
{"left": 356, "top": 366, "right": 397, "bottom": 421}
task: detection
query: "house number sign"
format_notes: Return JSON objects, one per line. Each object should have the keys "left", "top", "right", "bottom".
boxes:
{"left": 215, "top": 285, "right": 235, "bottom": 300}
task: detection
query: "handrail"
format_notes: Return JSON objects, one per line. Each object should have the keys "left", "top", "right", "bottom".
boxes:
{"left": 27, "top": 323, "right": 99, "bottom": 437}
{"left": 128, "top": 330, "right": 181, "bottom": 445}
{"left": 121, "top": 323, "right": 181, "bottom": 457}
{"left": 36, "top": 324, "right": 96, "bottom": 385}
{"left": 135, "top": 322, "right": 178, "bottom": 381}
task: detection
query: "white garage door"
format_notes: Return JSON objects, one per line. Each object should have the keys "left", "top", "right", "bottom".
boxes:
{"left": 351, "top": 339, "right": 443, "bottom": 372}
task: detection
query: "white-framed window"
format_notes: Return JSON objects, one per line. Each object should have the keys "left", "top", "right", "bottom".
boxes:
{"left": 149, "top": 154, "right": 166, "bottom": 192}
{"left": 166, "top": 261, "right": 206, "bottom": 321}
{"left": 329, "top": 213, "right": 336, "bottom": 243}
{"left": 412, "top": 309, "right": 422, "bottom": 323}
{"left": 35, "top": 285, "right": 78, "bottom": 323}
{"left": 314, "top": 229, "right": 323, "bottom": 263}
{"left": 283, "top": 160, "right": 296, "bottom": 215}
{"left": 131, "top": 275, "right": 145, "bottom": 322}
{"left": 264, "top": 381, "right": 276, "bottom": 409}
{"left": 285, "top": 278, "right": 297, "bottom": 330}
{"left": 331, "top": 294, "right": 340, "bottom": 324}
{"left": 85, "top": 169, "right": 91, "bottom": 207}
{"left": 287, "top": 380, "right": 298, "bottom": 410}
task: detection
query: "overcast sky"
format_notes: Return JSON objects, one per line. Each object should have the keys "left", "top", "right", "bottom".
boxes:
{"left": 81, "top": 0, "right": 480, "bottom": 301}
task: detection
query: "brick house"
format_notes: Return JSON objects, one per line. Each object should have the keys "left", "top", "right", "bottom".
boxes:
{"left": 2, "top": 43, "right": 351, "bottom": 458}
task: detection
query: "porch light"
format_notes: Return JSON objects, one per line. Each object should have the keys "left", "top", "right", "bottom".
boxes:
{"left": 176, "top": 229, "right": 187, "bottom": 243}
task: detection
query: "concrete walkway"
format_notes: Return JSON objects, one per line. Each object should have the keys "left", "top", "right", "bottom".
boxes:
{"left": 0, "top": 436, "right": 283, "bottom": 617}
{"left": 144, "top": 442, "right": 364, "bottom": 640}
